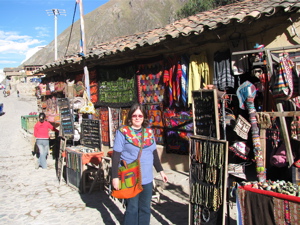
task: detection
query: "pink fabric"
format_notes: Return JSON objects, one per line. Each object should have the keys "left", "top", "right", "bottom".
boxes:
{"left": 34, "top": 121, "right": 57, "bottom": 139}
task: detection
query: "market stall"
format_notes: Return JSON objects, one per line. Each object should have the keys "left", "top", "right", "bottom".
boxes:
{"left": 237, "top": 183, "right": 300, "bottom": 225}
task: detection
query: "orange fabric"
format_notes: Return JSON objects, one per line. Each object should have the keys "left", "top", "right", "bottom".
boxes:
{"left": 64, "top": 148, "right": 104, "bottom": 165}
{"left": 81, "top": 151, "right": 104, "bottom": 165}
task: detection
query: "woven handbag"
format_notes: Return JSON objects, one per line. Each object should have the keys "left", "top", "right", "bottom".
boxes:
{"left": 111, "top": 131, "right": 144, "bottom": 199}
{"left": 79, "top": 91, "right": 95, "bottom": 114}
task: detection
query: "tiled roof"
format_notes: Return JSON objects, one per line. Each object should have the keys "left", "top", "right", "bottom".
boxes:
{"left": 38, "top": 0, "right": 300, "bottom": 73}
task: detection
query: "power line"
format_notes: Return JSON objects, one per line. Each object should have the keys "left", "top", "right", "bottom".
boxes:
{"left": 64, "top": 2, "right": 78, "bottom": 57}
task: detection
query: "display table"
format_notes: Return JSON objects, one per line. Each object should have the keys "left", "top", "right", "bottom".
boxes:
{"left": 64, "top": 146, "right": 104, "bottom": 193}
{"left": 237, "top": 185, "right": 300, "bottom": 225}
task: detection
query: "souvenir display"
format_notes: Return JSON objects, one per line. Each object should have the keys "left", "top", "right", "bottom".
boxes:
{"left": 108, "top": 107, "right": 120, "bottom": 147}
{"left": 99, "top": 107, "right": 109, "bottom": 146}
{"left": 192, "top": 90, "right": 220, "bottom": 139}
{"left": 57, "top": 98, "right": 74, "bottom": 137}
{"left": 99, "top": 77, "right": 135, "bottom": 104}
{"left": 189, "top": 136, "right": 228, "bottom": 225}
{"left": 237, "top": 81, "right": 266, "bottom": 182}
{"left": 164, "top": 108, "right": 193, "bottom": 154}
{"left": 80, "top": 119, "right": 101, "bottom": 149}
{"left": 136, "top": 61, "right": 164, "bottom": 104}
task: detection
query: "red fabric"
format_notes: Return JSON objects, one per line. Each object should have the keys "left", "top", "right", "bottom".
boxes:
{"left": 90, "top": 81, "right": 98, "bottom": 103}
{"left": 239, "top": 185, "right": 300, "bottom": 203}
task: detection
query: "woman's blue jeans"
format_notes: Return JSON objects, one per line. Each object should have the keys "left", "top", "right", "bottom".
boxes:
{"left": 123, "top": 182, "right": 153, "bottom": 225}
{"left": 36, "top": 139, "right": 49, "bottom": 169}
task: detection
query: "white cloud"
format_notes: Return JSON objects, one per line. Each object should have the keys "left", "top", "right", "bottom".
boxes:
{"left": 35, "top": 26, "right": 50, "bottom": 38}
{"left": 0, "top": 30, "right": 44, "bottom": 55}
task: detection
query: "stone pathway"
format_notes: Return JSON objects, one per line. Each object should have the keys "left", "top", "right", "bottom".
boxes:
{"left": 0, "top": 93, "right": 191, "bottom": 225}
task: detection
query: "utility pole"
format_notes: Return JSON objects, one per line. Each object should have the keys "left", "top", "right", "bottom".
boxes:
{"left": 77, "top": 0, "right": 91, "bottom": 101}
{"left": 46, "top": 9, "right": 66, "bottom": 61}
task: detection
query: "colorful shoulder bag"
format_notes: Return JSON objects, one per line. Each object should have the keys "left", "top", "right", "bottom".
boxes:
{"left": 111, "top": 130, "right": 144, "bottom": 199}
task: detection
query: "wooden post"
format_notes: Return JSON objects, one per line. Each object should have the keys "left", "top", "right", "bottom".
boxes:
{"left": 276, "top": 102, "right": 294, "bottom": 167}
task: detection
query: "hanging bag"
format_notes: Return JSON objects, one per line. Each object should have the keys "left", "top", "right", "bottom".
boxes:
{"left": 272, "top": 52, "right": 298, "bottom": 100}
{"left": 291, "top": 116, "right": 300, "bottom": 141}
{"left": 111, "top": 131, "right": 144, "bottom": 199}
{"left": 79, "top": 91, "right": 95, "bottom": 114}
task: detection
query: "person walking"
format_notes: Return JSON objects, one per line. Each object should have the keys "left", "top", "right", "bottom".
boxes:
{"left": 112, "top": 103, "right": 168, "bottom": 225}
{"left": 17, "top": 90, "right": 19, "bottom": 97}
{"left": 33, "top": 112, "right": 58, "bottom": 169}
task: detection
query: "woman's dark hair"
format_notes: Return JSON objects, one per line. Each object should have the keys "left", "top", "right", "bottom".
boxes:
{"left": 39, "top": 112, "right": 46, "bottom": 120}
{"left": 126, "top": 103, "right": 149, "bottom": 128}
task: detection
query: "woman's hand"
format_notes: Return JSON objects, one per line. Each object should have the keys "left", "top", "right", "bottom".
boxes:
{"left": 160, "top": 171, "right": 168, "bottom": 183}
{"left": 112, "top": 178, "right": 120, "bottom": 190}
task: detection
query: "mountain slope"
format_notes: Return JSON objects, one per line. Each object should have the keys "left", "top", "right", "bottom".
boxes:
{"left": 23, "top": 0, "right": 187, "bottom": 67}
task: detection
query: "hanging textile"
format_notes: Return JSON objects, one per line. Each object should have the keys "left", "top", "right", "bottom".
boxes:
{"left": 213, "top": 49, "right": 235, "bottom": 91}
{"left": 230, "top": 37, "right": 250, "bottom": 76}
{"left": 100, "top": 107, "right": 109, "bottom": 146}
{"left": 137, "top": 61, "right": 164, "bottom": 104}
{"left": 188, "top": 52, "right": 210, "bottom": 105}
{"left": 271, "top": 52, "right": 299, "bottom": 100}
{"left": 120, "top": 108, "right": 130, "bottom": 126}
{"left": 108, "top": 107, "right": 120, "bottom": 148}
{"left": 164, "top": 108, "right": 193, "bottom": 154}
{"left": 237, "top": 81, "right": 266, "bottom": 182}
{"left": 180, "top": 55, "right": 189, "bottom": 107}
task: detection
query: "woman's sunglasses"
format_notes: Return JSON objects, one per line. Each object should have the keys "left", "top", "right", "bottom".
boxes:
{"left": 132, "top": 114, "right": 144, "bottom": 118}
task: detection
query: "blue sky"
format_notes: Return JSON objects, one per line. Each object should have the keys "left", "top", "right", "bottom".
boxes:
{"left": 0, "top": 0, "right": 109, "bottom": 77}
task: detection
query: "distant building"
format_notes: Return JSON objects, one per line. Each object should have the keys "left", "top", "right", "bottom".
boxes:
{"left": 3, "top": 66, "right": 44, "bottom": 95}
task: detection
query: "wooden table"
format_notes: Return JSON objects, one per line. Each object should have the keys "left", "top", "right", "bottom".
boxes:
{"left": 64, "top": 146, "right": 104, "bottom": 193}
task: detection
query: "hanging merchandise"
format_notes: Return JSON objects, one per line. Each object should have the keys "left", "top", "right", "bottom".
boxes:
{"left": 120, "top": 108, "right": 130, "bottom": 126}
{"left": 100, "top": 107, "right": 109, "bottom": 146}
{"left": 266, "top": 121, "right": 280, "bottom": 149}
{"left": 164, "top": 108, "right": 193, "bottom": 154}
{"left": 230, "top": 36, "right": 250, "bottom": 76}
{"left": 65, "top": 79, "right": 76, "bottom": 98}
{"left": 233, "top": 115, "right": 251, "bottom": 140}
{"left": 48, "top": 82, "right": 55, "bottom": 93}
{"left": 180, "top": 55, "right": 189, "bottom": 107}
{"left": 213, "top": 49, "right": 235, "bottom": 91}
{"left": 271, "top": 52, "right": 299, "bottom": 100}
{"left": 137, "top": 61, "right": 164, "bottom": 104}
{"left": 54, "top": 81, "right": 66, "bottom": 93}
{"left": 71, "top": 97, "right": 86, "bottom": 110}
{"left": 189, "top": 136, "right": 228, "bottom": 225}
{"left": 237, "top": 81, "right": 266, "bottom": 182}
{"left": 228, "top": 163, "right": 251, "bottom": 180}
{"left": 188, "top": 52, "right": 210, "bottom": 105}
{"left": 45, "top": 96, "right": 60, "bottom": 123}
{"left": 192, "top": 90, "right": 220, "bottom": 139}
{"left": 99, "top": 77, "right": 135, "bottom": 104}
{"left": 291, "top": 116, "right": 300, "bottom": 141}
{"left": 90, "top": 80, "right": 98, "bottom": 103}
{"left": 229, "top": 142, "right": 250, "bottom": 160}
{"left": 270, "top": 142, "right": 288, "bottom": 168}
{"left": 74, "top": 81, "right": 85, "bottom": 97}
{"left": 79, "top": 91, "right": 95, "bottom": 114}
{"left": 108, "top": 107, "right": 120, "bottom": 148}
{"left": 39, "top": 83, "right": 47, "bottom": 96}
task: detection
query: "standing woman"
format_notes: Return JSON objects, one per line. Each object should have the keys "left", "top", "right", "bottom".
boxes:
{"left": 34, "top": 112, "right": 58, "bottom": 169}
{"left": 112, "top": 103, "right": 168, "bottom": 225}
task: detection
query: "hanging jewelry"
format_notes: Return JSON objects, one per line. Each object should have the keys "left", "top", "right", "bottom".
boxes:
{"left": 202, "top": 207, "right": 210, "bottom": 222}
